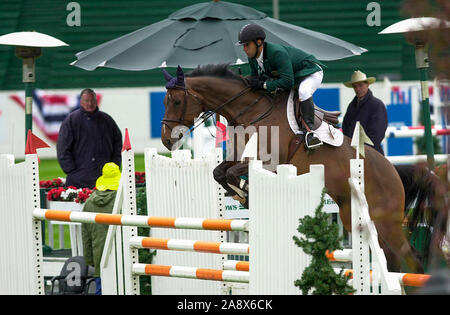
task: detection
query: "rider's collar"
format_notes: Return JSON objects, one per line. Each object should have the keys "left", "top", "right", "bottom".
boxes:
{"left": 256, "top": 47, "right": 264, "bottom": 64}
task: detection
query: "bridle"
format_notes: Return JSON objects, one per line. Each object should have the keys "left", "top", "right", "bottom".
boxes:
{"left": 161, "top": 88, "right": 192, "bottom": 132}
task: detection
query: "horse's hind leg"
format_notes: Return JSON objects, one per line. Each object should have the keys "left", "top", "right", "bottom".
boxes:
{"left": 339, "top": 200, "right": 423, "bottom": 273}
{"left": 373, "top": 206, "right": 424, "bottom": 274}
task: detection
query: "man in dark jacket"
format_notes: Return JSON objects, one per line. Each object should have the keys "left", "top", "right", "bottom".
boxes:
{"left": 342, "top": 71, "right": 388, "bottom": 155}
{"left": 236, "top": 23, "right": 326, "bottom": 149}
{"left": 57, "top": 88, "right": 122, "bottom": 188}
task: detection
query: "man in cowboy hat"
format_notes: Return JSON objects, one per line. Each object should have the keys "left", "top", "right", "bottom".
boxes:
{"left": 82, "top": 162, "right": 121, "bottom": 294}
{"left": 342, "top": 70, "right": 388, "bottom": 155}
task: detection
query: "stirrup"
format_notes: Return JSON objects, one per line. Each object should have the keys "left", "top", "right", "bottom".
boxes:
{"left": 305, "top": 131, "right": 322, "bottom": 150}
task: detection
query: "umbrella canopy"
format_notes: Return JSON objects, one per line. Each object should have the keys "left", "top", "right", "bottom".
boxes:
{"left": 71, "top": 1, "right": 367, "bottom": 71}
{"left": 0, "top": 31, "right": 68, "bottom": 47}
{"left": 379, "top": 17, "right": 450, "bottom": 34}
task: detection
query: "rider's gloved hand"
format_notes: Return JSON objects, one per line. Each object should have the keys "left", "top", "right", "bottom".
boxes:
{"left": 248, "top": 76, "right": 265, "bottom": 90}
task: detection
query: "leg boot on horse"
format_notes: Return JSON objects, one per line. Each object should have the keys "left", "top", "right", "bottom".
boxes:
{"left": 213, "top": 160, "right": 238, "bottom": 196}
{"left": 225, "top": 161, "right": 249, "bottom": 208}
{"left": 213, "top": 160, "right": 249, "bottom": 208}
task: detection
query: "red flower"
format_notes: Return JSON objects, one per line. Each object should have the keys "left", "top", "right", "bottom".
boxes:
{"left": 135, "top": 171, "right": 146, "bottom": 184}
{"left": 41, "top": 177, "right": 67, "bottom": 188}
{"left": 47, "top": 187, "right": 65, "bottom": 201}
{"left": 75, "top": 187, "right": 93, "bottom": 204}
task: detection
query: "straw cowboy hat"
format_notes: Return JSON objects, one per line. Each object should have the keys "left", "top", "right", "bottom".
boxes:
{"left": 96, "top": 162, "right": 121, "bottom": 191}
{"left": 344, "top": 70, "right": 376, "bottom": 88}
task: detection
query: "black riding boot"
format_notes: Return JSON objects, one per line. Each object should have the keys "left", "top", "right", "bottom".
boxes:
{"left": 300, "top": 97, "right": 322, "bottom": 149}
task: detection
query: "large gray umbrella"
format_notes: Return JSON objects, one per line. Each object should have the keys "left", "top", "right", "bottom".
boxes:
{"left": 71, "top": 1, "right": 367, "bottom": 71}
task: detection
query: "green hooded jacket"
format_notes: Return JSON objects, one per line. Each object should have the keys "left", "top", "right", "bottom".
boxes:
{"left": 248, "top": 41, "right": 326, "bottom": 93}
{"left": 82, "top": 190, "right": 117, "bottom": 276}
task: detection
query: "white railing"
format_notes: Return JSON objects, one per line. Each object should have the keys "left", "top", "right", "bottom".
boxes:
{"left": 0, "top": 154, "right": 43, "bottom": 295}
{"left": 349, "top": 160, "right": 401, "bottom": 295}
{"left": 0, "top": 143, "right": 427, "bottom": 295}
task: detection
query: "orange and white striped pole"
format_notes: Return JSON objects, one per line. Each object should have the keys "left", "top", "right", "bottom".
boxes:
{"left": 339, "top": 269, "right": 431, "bottom": 287}
{"left": 326, "top": 251, "right": 432, "bottom": 287}
{"left": 33, "top": 209, "right": 248, "bottom": 231}
{"left": 132, "top": 264, "right": 249, "bottom": 283}
{"left": 223, "top": 260, "right": 250, "bottom": 272}
{"left": 224, "top": 261, "right": 430, "bottom": 287}
{"left": 129, "top": 236, "right": 249, "bottom": 255}
{"left": 325, "top": 249, "right": 352, "bottom": 262}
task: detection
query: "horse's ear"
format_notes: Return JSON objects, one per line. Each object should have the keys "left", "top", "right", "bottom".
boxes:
{"left": 161, "top": 68, "right": 173, "bottom": 82}
{"left": 176, "top": 65, "right": 184, "bottom": 77}
{"left": 176, "top": 65, "right": 185, "bottom": 88}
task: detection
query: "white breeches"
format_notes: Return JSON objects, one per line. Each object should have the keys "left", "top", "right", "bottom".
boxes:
{"left": 287, "top": 69, "right": 323, "bottom": 134}
{"left": 298, "top": 69, "right": 323, "bottom": 101}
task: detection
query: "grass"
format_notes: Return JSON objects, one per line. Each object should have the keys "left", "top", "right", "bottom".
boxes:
{"left": 37, "top": 153, "right": 147, "bottom": 180}
{"left": 39, "top": 158, "right": 66, "bottom": 180}
{"left": 44, "top": 222, "right": 71, "bottom": 249}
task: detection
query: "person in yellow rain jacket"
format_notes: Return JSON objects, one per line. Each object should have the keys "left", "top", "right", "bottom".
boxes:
{"left": 82, "top": 162, "right": 120, "bottom": 295}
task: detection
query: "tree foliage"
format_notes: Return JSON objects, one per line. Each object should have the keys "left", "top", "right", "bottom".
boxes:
{"left": 293, "top": 189, "right": 355, "bottom": 295}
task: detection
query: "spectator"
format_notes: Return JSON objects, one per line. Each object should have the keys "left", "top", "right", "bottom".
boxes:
{"left": 342, "top": 70, "right": 388, "bottom": 155}
{"left": 57, "top": 88, "right": 122, "bottom": 188}
{"left": 82, "top": 162, "right": 121, "bottom": 295}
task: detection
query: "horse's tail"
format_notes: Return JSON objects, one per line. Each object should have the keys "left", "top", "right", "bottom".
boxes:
{"left": 394, "top": 163, "right": 449, "bottom": 269}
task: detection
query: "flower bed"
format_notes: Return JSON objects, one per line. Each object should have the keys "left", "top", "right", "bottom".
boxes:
{"left": 42, "top": 172, "right": 146, "bottom": 203}
{"left": 47, "top": 186, "right": 93, "bottom": 204}
{"left": 40, "top": 172, "right": 146, "bottom": 189}
{"left": 39, "top": 177, "right": 66, "bottom": 189}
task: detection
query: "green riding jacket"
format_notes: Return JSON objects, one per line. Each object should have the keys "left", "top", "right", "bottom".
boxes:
{"left": 81, "top": 189, "right": 117, "bottom": 277}
{"left": 248, "top": 41, "right": 326, "bottom": 93}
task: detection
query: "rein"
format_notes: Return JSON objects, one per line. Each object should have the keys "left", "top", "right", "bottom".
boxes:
{"left": 229, "top": 93, "right": 275, "bottom": 126}
{"left": 191, "top": 85, "right": 252, "bottom": 130}
{"left": 162, "top": 83, "right": 274, "bottom": 139}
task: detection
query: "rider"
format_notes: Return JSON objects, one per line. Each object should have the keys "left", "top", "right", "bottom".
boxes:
{"left": 236, "top": 23, "right": 326, "bottom": 149}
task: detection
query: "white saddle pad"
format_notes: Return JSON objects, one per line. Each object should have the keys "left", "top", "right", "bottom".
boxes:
{"left": 286, "top": 89, "right": 343, "bottom": 147}
{"left": 314, "top": 121, "right": 344, "bottom": 147}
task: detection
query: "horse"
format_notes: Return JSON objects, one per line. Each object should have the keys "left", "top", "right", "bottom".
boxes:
{"left": 159, "top": 64, "right": 435, "bottom": 273}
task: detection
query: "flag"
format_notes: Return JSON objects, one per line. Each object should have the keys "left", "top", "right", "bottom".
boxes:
{"left": 215, "top": 121, "right": 229, "bottom": 147}
{"left": 10, "top": 89, "right": 102, "bottom": 142}
{"left": 25, "top": 129, "right": 50, "bottom": 155}
{"left": 390, "top": 86, "right": 411, "bottom": 105}
{"left": 122, "top": 128, "right": 132, "bottom": 152}
{"left": 350, "top": 121, "right": 373, "bottom": 158}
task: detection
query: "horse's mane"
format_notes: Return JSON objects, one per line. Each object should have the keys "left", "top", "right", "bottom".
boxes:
{"left": 187, "top": 64, "right": 242, "bottom": 81}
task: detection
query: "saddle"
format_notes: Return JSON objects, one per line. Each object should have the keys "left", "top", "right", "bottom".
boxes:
{"left": 287, "top": 91, "right": 341, "bottom": 162}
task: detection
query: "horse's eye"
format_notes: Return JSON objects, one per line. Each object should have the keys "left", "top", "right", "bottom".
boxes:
{"left": 174, "top": 100, "right": 181, "bottom": 105}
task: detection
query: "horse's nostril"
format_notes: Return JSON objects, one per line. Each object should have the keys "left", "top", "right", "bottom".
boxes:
{"left": 165, "top": 139, "right": 172, "bottom": 150}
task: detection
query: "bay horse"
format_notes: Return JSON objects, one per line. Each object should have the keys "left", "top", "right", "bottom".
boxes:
{"left": 160, "top": 64, "right": 426, "bottom": 273}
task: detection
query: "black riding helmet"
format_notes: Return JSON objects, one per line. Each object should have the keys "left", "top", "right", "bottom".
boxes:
{"left": 235, "top": 24, "right": 266, "bottom": 46}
